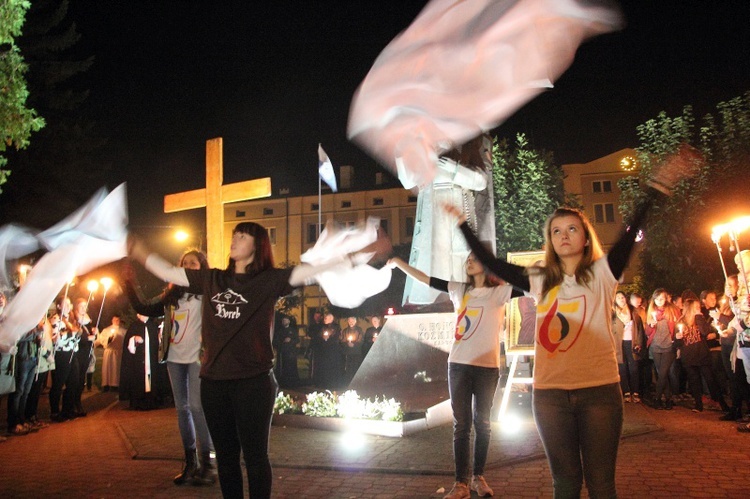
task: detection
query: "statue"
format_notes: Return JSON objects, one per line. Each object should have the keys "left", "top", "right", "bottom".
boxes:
{"left": 403, "top": 134, "right": 496, "bottom": 307}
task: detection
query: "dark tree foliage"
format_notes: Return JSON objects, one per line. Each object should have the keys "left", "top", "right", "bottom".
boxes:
{"left": 619, "top": 91, "right": 750, "bottom": 295}
{"left": 0, "top": 0, "right": 105, "bottom": 227}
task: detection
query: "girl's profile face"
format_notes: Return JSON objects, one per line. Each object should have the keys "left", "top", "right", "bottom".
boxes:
{"left": 549, "top": 215, "right": 587, "bottom": 259}
{"left": 181, "top": 254, "right": 201, "bottom": 270}
{"left": 465, "top": 253, "right": 483, "bottom": 276}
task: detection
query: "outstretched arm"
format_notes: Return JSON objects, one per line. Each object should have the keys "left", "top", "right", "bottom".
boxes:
{"left": 387, "top": 257, "right": 448, "bottom": 292}
{"left": 443, "top": 205, "right": 531, "bottom": 292}
{"left": 128, "top": 235, "right": 189, "bottom": 286}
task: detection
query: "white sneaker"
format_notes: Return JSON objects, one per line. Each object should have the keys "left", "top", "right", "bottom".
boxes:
{"left": 471, "top": 475, "right": 494, "bottom": 497}
{"left": 443, "top": 481, "right": 470, "bottom": 499}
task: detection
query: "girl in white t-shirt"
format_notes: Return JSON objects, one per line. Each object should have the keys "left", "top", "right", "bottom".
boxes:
{"left": 388, "top": 254, "right": 517, "bottom": 499}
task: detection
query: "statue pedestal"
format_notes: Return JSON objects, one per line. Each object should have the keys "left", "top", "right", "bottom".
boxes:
{"left": 349, "top": 313, "right": 456, "bottom": 417}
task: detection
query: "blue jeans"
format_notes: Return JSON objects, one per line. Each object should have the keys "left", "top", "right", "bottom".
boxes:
{"left": 533, "top": 382, "right": 623, "bottom": 499}
{"left": 652, "top": 349, "right": 676, "bottom": 402}
{"left": 202, "top": 371, "right": 278, "bottom": 499}
{"left": 6, "top": 355, "right": 37, "bottom": 428}
{"left": 619, "top": 341, "right": 640, "bottom": 395}
{"left": 448, "top": 362, "right": 500, "bottom": 483}
{"left": 167, "top": 361, "right": 213, "bottom": 455}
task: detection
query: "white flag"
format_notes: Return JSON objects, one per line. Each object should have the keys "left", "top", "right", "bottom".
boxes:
{"left": 318, "top": 144, "right": 338, "bottom": 192}
{"left": 348, "top": 0, "right": 622, "bottom": 188}
{"left": 0, "top": 184, "right": 129, "bottom": 351}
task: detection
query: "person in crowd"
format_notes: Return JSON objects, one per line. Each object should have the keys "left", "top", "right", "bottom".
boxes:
{"left": 629, "top": 293, "right": 647, "bottom": 323}
{"left": 612, "top": 291, "right": 646, "bottom": 403}
{"left": 96, "top": 315, "right": 126, "bottom": 392}
{"left": 5, "top": 326, "right": 40, "bottom": 436}
{"left": 718, "top": 276, "right": 749, "bottom": 421}
{"left": 72, "top": 298, "right": 96, "bottom": 415}
{"left": 49, "top": 296, "right": 80, "bottom": 422}
{"left": 273, "top": 314, "right": 300, "bottom": 388}
{"left": 675, "top": 299, "right": 730, "bottom": 413}
{"left": 125, "top": 250, "right": 216, "bottom": 486}
{"left": 25, "top": 316, "right": 54, "bottom": 429}
{"left": 452, "top": 153, "right": 688, "bottom": 498}
{"left": 700, "top": 289, "right": 728, "bottom": 398}
{"left": 340, "top": 316, "right": 364, "bottom": 384}
{"left": 389, "top": 249, "right": 518, "bottom": 499}
{"left": 646, "top": 288, "right": 679, "bottom": 409}
{"left": 314, "top": 312, "right": 343, "bottom": 389}
{"left": 362, "top": 316, "right": 382, "bottom": 358}
{"left": 128, "top": 221, "right": 369, "bottom": 498}
{"left": 305, "top": 312, "right": 323, "bottom": 380}
{"left": 120, "top": 314, "right": 169, "bottom": 410}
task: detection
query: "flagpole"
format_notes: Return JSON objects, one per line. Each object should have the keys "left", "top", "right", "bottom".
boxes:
{"left": 317, "top": 173, "right": 322, "bottom": 312}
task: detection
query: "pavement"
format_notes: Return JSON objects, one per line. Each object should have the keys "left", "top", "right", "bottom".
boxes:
{"left": 1, "top": 387, "right": 750, "bottom": 498}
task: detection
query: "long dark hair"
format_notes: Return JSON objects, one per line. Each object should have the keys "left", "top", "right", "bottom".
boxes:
{"left": 227, "top": 222, "right": 275, "bottom": 274}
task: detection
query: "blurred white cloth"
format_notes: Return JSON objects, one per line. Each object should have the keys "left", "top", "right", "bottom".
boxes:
{"left": 0, "top": 184, "right": 128, "bottom": 351}
{"left": 348, "top": 0, "right": 622, "bottom": 188}
{"left": 301, "top": 218, "right": 391, "bottom": 308}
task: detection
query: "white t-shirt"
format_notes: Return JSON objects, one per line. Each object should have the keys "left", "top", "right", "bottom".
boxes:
{"left": 447, "top": 282, "right": 513, "bottom": 368}
{"left": 529, "top": 257, "right": 620, "bottom": 390}
{"left": 166, "top": 294, "right": 203, "bottom": 364}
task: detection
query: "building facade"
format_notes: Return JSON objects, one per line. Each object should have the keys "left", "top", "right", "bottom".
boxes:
{"left": 223, "top": 187, "right": 418, "bottom": 325}
{"left": 562, "top": 148, "right": 642, "bottom": 282}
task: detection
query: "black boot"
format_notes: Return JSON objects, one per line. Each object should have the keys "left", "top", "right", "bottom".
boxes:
{"left": 192, "top": 452, "right": 217, "bottom": 486}
{"left": 174, "top": 449, "right": 198, "bottom": 485}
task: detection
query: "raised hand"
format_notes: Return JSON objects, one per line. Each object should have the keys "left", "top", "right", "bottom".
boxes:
{"left": 647, "top": 143, "right": 703, "bottom": 196}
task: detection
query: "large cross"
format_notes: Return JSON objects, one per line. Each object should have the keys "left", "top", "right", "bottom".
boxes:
{"left": 164, "top": 137, "right": 272, "bottom": 267}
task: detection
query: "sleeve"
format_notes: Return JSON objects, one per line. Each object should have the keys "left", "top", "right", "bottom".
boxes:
{"left": 458, "top": 222, "right": 530, "bottom": 292}
{"left": 607, "top": 187, "right": 665, "bottom": 280}
{"left": 124, "top": 279, "right": 167, "bottom": 318}
{"left": 428, "top": 277, "right": 449, "bottom": 293}
{"left": 144, "top": 253, "right": 190, "bottom": 286}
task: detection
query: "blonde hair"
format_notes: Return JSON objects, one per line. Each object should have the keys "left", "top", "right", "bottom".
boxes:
{"left": 540, "top": 208, "right": 604, "bottom": 298}
{"left": 680, "top": 298, "right": 701, "bottom": 327}
{"left": 647, "top": 288, "right": 680, "bottom": 322}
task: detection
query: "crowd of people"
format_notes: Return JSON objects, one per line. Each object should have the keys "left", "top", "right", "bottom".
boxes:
{"left": 619, "top": 277, "right": 750, "bottom": 429}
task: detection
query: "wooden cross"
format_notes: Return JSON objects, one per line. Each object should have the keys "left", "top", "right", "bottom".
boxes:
{"left": 164, "top": 137, "right": 272, "bottom": 267}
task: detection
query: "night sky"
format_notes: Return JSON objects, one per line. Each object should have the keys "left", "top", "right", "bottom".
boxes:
{"left": 57, "top": 0, "right": 750, "bottom": 232}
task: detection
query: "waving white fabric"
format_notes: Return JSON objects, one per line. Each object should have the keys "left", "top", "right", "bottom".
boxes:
{"left": 301, "top": 217, "right": 391, "bottom": 308}
{"left": 0, "top": 184, "right": 128, "bottom": 351}
{"left": 347, "top": 0, "right": 622, "bottom": 188}
{"left": 0, "top": 225, "right": 40, "bottom": 288}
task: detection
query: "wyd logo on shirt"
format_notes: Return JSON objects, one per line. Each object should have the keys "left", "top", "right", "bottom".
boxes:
{"left": 454, "top": 306, "right": 484, "bottom": 341}
{"left": 537, "top": 287, "right": 586, "bottom": 355}
{"left": 211, "top": 289, "right": 248, "bottom": 320}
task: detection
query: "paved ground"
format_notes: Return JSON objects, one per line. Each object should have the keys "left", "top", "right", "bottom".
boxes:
{"left": 1, "top": 388, "right": 749, "bottom": 498}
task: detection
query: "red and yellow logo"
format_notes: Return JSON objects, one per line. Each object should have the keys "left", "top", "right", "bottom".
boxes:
{"left": 537, "top": 286, "right": 586, "bottom": 355}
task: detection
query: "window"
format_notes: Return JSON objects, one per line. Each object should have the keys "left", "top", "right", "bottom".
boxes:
{"left": 373, "top": 197, "right": 384, "bottom": 206}
{"left": 307, "top": 224, "right": 322, "bottom": 244}
{"left": 379, "top": 219, "right": 389, "bottom": 235}
{"left": 263, "top": 208, "right": 274, "bottom": 216}
{"left": 592, "top": 180, "right": 612, "bottom": 193}
{"left": 405, "top": 216, "right": 415, "bottom": 237}
{"left": 407, "top": 195, "right": 418, "bottom": 203}
{"left": 235, "top": 210, "right": 246, "bottom": 217}
{"left": 311, "top": 203, "right": 319, "bottom": 211}
{"left": 268, "top": 227, "right": 276, "bottom": 245}
{"left": 341, "top": 200, "right": 351, "bottom": 208}
{"left": 593, "top": 203, "right": 615, "bottom": 224}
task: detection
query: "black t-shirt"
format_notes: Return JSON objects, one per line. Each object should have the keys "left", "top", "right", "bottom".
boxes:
{"left": 186, "top": 266, "right": 294, "bottom": 380}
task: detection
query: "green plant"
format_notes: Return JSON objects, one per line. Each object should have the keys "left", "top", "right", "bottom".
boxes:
{"left": 301, "top": 391, "right": 338, "bottom": 418}
{"left": 274, "top": 391, "right": 302, "bottom": 415}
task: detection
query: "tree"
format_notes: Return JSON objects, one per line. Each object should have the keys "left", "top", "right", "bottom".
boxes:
{"left": 0, "top": 0, "right": 102, "bottom": 226}
{"left": 0, "top": 0, "right": 45, "bottom": 191}
{"left": 619, "top": 91, "right": 750, "bottom": 295}
{"left": 492, "top": 133, "right": 574, "bottom": 259}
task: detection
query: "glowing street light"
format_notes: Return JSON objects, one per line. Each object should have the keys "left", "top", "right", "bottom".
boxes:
{"left": 174, "top": 229, "right": 190, "bottom": 243}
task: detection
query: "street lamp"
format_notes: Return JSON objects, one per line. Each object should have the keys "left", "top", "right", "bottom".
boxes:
{"left": 174, "top": 229, "right": 203, "bottom": 252}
